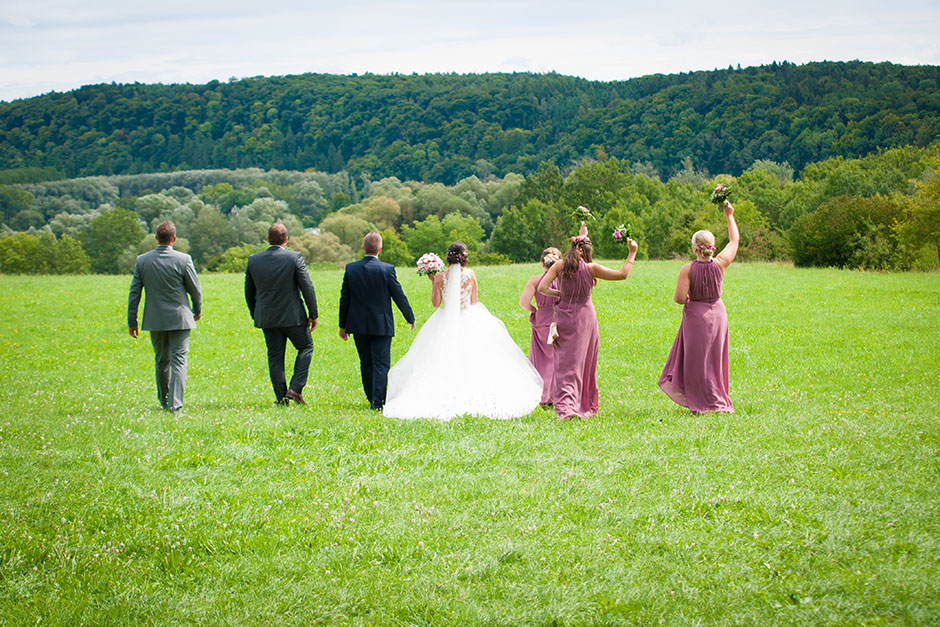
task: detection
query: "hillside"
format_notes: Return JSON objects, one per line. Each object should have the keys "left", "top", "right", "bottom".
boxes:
{"left": 1, "top": 61, "right": 938, "bottom": 183}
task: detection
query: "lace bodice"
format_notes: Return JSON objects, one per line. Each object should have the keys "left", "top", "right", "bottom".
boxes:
{"left": 442, "top": 267, "right": 474, "bottom": 310}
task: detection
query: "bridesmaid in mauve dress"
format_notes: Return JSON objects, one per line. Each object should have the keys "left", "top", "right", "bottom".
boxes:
{"left": 538, "top": 224, "right": 638, "bottom": 419}
{"left": 519, "top": 247, "right": 563, "bottom": 404}
{"left": 659, "top": 200, "right": 740, "bottom": 413}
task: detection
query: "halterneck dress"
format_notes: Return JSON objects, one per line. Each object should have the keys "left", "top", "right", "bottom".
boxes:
{"left": 551, "top": 260, "right": 599, "bottom": 419}
{"left": 528, "top": 272, "right": 557, "bottom": 404}
{"left": 658, "top": 259, "right": 733, "bottom": 413}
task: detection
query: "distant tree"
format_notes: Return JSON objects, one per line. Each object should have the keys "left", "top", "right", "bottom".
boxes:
{"left": 377, "top": 228, "right": 411, "bottom": 266}
{"left": 790, "top": 194, "right": 909, "bottom": 269}
{"left": 289, "top": 231, "right": 355, "bottom": 266}
{"left": 188, "top": 206, "right": 238, "bottom": 269}
{"left": 518, "top": 161, "right": 564, "bottom": 205}
{"left": 208, "top": 243, "right": 265, "bottom": 273}
{"left": 489, "top": 199, "right": 566, "bottom": 263}
{"left": 10, "top": 209, "right": 44, "bottom": 231}
{"left": 0, "top": 185, "right": 35, "bottom": 223}
{"left": 319, "top": 212, "right": 372, "bottom": 250}
{"left": 363, "top": 195, "right": 401, "bottom": 230}
{"left": 897, "top": 171, "right": 940, "bottom": 266}
{"left": 440, "top": 212, "right": 485, "bottom": 253}
{"left": 330, "top": 192, "right": 351, "bottom": 212}
{"left": 55, "top": 234, "right": 91, "bottom": 273}
{"left": 0, "top": 231, "right": 89, "bottom": 274}
{"left": 400, "top": 214, "right": 445, "bottom": 259}
{"left": 48, "top": 211, "right": 94, "bottom": 239}
{"left": 81, "top": 207, "right": 146, "bottom": 273}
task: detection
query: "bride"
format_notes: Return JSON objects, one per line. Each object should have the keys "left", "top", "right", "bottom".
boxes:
{"left": 383, "top": 241, "right": 543, "bottom": 420}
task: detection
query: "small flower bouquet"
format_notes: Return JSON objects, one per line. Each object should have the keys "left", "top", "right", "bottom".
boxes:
{"left": 710, "top": 184, "right": 732, "bottom": 205}
{"left": 613, "top": 223, "right": 633, "bottom": 244}
{"left": 416, "top": 252, "right": 445, "bottom": 276}
{"left": 571, "top": 205, "right": 595, "bottom": 222}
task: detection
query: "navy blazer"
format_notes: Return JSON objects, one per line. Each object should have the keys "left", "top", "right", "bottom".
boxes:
{"left": 245, "top": 246, "right": 318, "bottom": 328}
{"left": 339, "top": 256, "right": 414, "bottom": 336}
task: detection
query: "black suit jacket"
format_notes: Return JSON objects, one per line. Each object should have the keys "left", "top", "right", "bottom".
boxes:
{"left": 245, "top": 246, "right": 318, "bottom": 328}
{"left": 339, "top": 256, "right": 414, "bottom": 336}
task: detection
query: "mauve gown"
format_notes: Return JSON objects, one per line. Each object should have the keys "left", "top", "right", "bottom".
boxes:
{"left": 528, "top": 273, "right": 557, "bottom": 404}
{"left": 552, "top": 260, "right": 599, "bottom": 418}
{"left": 658, "top": 259, "right": 734, "bottom": 413}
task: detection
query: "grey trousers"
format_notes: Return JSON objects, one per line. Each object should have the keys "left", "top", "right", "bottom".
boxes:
{"left": 150, "top": 329, "right": 190, "bottom": 411}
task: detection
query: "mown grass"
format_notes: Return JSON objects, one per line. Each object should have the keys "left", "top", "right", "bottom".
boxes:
{"left": 0, "top": 261, "right": 938, "bottom": 625}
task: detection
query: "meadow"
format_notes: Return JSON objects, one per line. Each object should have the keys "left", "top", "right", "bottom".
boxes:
{"left": 0, "top": 260, "right": 938, "bottom": 625}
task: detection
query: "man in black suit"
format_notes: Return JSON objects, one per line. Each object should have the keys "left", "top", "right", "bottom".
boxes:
{"left": 245, "top": 223, "right": 318, "bottom": 405}
{"left": 339, "top": 231, "right": 415, "bottom": 410}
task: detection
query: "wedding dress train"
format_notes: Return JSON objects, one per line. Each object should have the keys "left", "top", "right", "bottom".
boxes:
{"left": 383, "top": 264, "right": 543, "bottom": 420}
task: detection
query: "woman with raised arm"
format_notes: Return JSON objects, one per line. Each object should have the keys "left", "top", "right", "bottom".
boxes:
{"left": 538, "top": 228, "right": 638, "bottom": 420}
{"left": 519, "top": 247, "right": 562, "bottom": 405}
{"left": 384, "top": 241, "right": 543, "bottom": 420}
{"left": 658, "top": 200, "right": 739, "bottom": 413}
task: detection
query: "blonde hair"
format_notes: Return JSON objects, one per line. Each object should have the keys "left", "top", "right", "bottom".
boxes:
{"left": 691, "top": 230, "right": 716, "bottom": 258}
{"left": 540, "top": 247, "right": 562, "bottom": 269}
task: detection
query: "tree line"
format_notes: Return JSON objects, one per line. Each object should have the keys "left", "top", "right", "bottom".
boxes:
{"left": 1, "top": 62, "right": 939, "bottom": 185}
{"left": 2, "top": 143, "right": 938, "bottom": 275}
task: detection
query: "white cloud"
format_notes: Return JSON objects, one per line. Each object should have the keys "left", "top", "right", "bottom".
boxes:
{"left": 1, "top": 0, "right": 939, "bottom": 101}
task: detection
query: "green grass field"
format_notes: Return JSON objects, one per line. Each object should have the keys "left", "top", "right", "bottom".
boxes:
{"left": 1, "top": 261, "right": 938, "bottom": 625}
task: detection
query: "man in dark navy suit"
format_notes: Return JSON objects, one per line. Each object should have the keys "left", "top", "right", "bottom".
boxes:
{"left": 245, "top": 223, "right": 318, "bottom": 405}
{"left": 339, "top": 231, "right": 415, "bottom": 410}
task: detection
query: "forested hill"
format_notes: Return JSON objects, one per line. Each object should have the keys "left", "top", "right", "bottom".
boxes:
{"left": 1, "top": 61, "right": 939, "bottom": 184}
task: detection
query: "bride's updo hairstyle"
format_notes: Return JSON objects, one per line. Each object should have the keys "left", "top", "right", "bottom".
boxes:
{"left": 540, "top": 247, "right": 562, "bottom": 270}
{"left": 446, "top": 241, "right": 469, "bottom": 266}
{"left": 562, "top": 235, "right": 592, "bottom": 280}
{"left": 691, "top": 230, "right": 716, "bottom": 259}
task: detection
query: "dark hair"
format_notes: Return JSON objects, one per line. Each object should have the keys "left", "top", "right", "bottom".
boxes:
{"left": 561, "top": 238, "right": 593, "bottom": 280}
{"left": 363, "top": 231, "right": 382, "bottom": 255}
{"left": 267, "top": 223, "right": 288, "bottom": 245}
{"left": 446, "top": 241, "right": 469, "bottom": 266}
{"left": 155, "top": 221, "right": 176, "bottom": 245}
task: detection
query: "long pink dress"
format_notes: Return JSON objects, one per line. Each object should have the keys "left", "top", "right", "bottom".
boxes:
{"left": 552, "top": 260, "right": 599, "bottom": 418}
{"left": 528, "top": 273, "right": 557, "bottom": 404}
{"left": 658, "top": 259, "right": 733, "bottom": 413}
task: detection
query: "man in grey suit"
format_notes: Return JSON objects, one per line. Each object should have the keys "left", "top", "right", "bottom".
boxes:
{"left": 128, "top": 220, "right": 203, "bottom": 412}
{"left": 245, "top": 223, "right": 318, "bottom": 405}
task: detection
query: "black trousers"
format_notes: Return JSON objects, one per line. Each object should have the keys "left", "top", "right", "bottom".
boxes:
{"left": 353, "top": 333, "right": 393, "bottom": 408}
{"left": 262, "top": 325, "right": 313, "bottom": 401}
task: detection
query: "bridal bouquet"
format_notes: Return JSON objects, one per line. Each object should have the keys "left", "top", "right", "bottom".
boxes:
{"left": 571, "top": 205, "right": 595, "bottom": 222}
{"left": 416, "top": 252, "right": 445, "bottom": 276}
{"left": 710, "top": 184, "right": 732, "bottom": 205}
{"left": 613, "top": 223, "right": 633, "bottom": 244}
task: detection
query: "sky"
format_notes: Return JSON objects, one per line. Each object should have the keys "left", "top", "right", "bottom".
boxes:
{"left": 1, "top": 0, "right": 939, "bottom": 102}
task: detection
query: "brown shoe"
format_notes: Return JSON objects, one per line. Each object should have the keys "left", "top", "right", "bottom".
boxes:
{"left": 285, "top": 389, "right": 306, "bottom": 405}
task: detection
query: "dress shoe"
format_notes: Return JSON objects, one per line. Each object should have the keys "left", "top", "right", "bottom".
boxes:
{"left": 285, "top": 389, "right": 306, "bottom": 405}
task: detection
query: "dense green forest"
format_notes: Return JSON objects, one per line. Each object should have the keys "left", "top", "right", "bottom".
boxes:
{"left": 1, "top": 62, "right": 938, "bottom": 275}
{"left": 2, "top": 144, "right": 938, "bottom": 275}
{"left": 1, "top": 61, "right": 939, "bottom": 183}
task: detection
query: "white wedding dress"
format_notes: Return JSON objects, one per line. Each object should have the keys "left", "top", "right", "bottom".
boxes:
{"left": 383, "top": 264, "right": 543, "bottom": 420}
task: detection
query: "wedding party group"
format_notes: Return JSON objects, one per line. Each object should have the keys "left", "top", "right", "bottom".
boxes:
{"left": 127, "top": 200, "right": 739, "bottom": 420}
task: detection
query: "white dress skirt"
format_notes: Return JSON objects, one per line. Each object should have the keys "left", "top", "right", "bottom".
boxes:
{"left": 383, "top": 264, "right": 543, "bottom": 420}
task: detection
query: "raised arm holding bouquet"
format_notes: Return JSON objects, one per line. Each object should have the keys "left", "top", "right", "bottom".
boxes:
{"left": 658, "top": 200, "right": 739, "bottom": 414}
{"left": 537, "top": 221, "right": 638, "bottom": 420}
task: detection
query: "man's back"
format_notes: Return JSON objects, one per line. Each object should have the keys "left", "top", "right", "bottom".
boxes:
{"left": 246, "top": 246, "right": 317, "bottom": 328}
{"left": 340, "top": 256, "right": 413, "bottom": 336}
{"left": 128, "top": 245, "right": 201, "bottom": 332}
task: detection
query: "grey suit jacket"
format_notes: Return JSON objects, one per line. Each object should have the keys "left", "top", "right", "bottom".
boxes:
{"left": 127, "top": 245, "right": 202, "bottom": 331}
{"left": 245, "top": 246, "right": 318, "bottom": 328}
